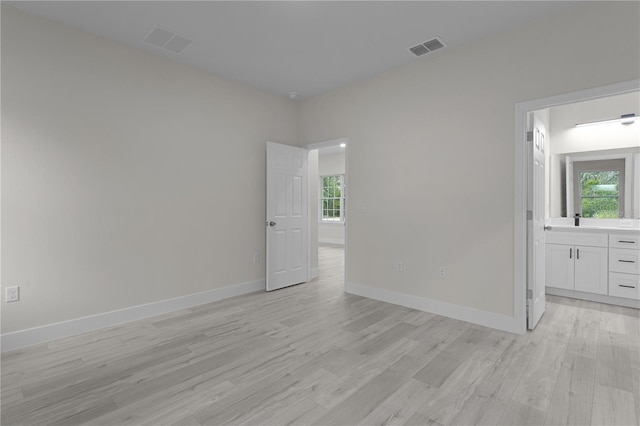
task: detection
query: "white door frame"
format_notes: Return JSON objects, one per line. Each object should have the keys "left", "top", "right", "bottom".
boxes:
{"left": 514, "top": 79, "right": 639, "bottom": 333}
{"left": 306, "top": 137, "right": 349, "bottom": 291}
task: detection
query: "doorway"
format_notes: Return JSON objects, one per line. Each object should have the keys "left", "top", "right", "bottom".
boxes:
{"left": 307, "top": 138, "right": 348, "bottom": 291}
{"left": 514, "top": 80, "right": 640, "bottom": 333}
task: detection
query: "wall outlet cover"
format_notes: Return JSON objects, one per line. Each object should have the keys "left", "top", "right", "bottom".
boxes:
{"left": 439, "top": 266, "right": 446, "bottom": 279}
{"left": 5, "top": 286, "right": 20, "bottom": 302}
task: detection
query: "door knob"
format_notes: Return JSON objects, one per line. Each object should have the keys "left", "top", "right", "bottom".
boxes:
{"left": 269, "top": 221, "right": 276, "bottom": 227}
{"left": 544, "top": 225, "right": 552, "bottom": 231}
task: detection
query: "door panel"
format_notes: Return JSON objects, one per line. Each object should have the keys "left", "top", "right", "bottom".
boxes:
{"left": 266, "top": 142, "right": 308, "bottom": 291}
{"left": 527, "top": 115, "right": 547, "bottom": 329}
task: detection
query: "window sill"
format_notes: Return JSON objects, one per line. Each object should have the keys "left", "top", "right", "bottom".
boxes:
{"left": 320, "top": 221, "right": 345, "bottom": 225}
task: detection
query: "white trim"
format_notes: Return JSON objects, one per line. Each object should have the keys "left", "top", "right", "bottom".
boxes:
{"left": 318, "top": 237, "right": 345, "bottom": 245}
{"left": 546, "top": 287, "right": 640, "bottom": 309}
{"left": 1, "top": 279, "right": 265, "bottom": 352}
{"left": 346, "top": 281, "right": 521, "bottom": 334}
{"left": 515, "top": 79, "right": 640, "bottom": 334}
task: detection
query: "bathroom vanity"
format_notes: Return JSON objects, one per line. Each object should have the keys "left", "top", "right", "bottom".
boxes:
{"left": 545, "top": 225, "right": 640, "bottom": 308}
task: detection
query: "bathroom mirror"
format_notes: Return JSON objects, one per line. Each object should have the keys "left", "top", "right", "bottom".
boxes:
{"left": 544, "top": 91, "right": 640, "bottom": 220}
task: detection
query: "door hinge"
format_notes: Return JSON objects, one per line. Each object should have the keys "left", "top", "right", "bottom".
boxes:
{"left": 527, "top": 289, "right": 533, "bottom": 299}
{"left": 527, "top": 210, "right": 533, "bottom": 220}
{"left": 526, "top": 131, "right": 533, "bottom": 142}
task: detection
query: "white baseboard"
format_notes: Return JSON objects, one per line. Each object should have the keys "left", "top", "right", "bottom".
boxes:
{"left": 345, "top": 281, "right": 521, "bottom": 334}
{"left": 1, "top": 279, "right": 265, "bottom": 352}
{"left": 546, "top": 287, "right": 640, "bottom": 309}
{"left": 311, "top": 268, "right": 320, "bottom": 279}
{"left": 318, "top": 237, "right": 344, "bottom": 245}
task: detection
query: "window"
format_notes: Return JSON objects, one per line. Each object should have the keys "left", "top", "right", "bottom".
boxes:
{"left": 573, "top": 159, "right": 625, "bottom": 218}
{"left": 320, "top": 175, "right": 344, "bottom": 222}
{"left": 579, "top": 171, "right": 620, "bottom": 218}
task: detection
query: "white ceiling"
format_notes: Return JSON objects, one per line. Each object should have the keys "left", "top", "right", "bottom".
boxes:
{"left": 9, "top": 1, "right": 580, "bottom": 100}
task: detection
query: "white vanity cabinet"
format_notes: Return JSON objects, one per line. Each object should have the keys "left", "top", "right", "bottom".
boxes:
{"left": 545, "top": 231, "right": 608, "bottom": 295}
{"left": 545, "top": 229, "right": 640, "bottom": 305}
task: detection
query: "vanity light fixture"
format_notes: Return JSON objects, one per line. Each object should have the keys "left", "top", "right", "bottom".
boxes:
{"left": 340, "top": 143, "right": 346, "bottom": 148}
{"left": 575, "top": 113, "right": 636, "bottom": 127}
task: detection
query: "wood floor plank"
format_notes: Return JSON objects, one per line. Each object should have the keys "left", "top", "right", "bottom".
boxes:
{"left": 449, "top": 394, "right": 510, "bottom": 426}
{"left": 511, "top": 333, "right": 568, "bottom": 412}
{"left": 192, "top": 361, "right": 326, "bottom": 425}
{"left": 313, "top": 355, "right": 423, "bottom": 425}
{"left": 415, "top": 330, "right": 504, "bottom": 425}
{"left": 360, "top": 378, "right": 435, "bottom": 426}
{"left": 354, "top": 322, "right": 418, "bottom": 357}
{"left": 342, "top": 309, "right": 390, "bottom": 333}
{"left": 596, "top": 330, "right": 634, "bottom": 393}
{"left": 403, "top": 412, "right": 443, "bottom": 426}
{"left": 2, "top": 245, "right": 639, "bottom": 426}
{"left": 591, "top": 384, "right": 638, "bottom": 426}
{"left": 413, "top": 327, "right": 490, "bottom": 388}
{"left": 544, "top": 353, "right": 595, "bottom": 426}
{"left": 566, "top": 307, "right": 600, "bottom": 360}
{"left": 498, "top": 400, "right": 547, "bottom": 426}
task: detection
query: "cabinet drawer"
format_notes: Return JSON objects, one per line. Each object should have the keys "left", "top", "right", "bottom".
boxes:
{"left": 609, "top": 272, "right": 640, "bottom": 300}
{"left": 546, "top": 232, "right": 608, "bottom": 247}
{"left": 609, "top": 248, "right": 640, "bottom": 274}
{"left": 609, "top": 234, "right": 640, "bottom": 249}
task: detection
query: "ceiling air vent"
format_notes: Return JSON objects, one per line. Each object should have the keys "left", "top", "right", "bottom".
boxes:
{"left": 409, "top": 44, "right": 429, "bottom": 57}
{"left": 408, "top": 37, "right": 446, "bottom": 57}
{"left": 143, "top": 26, "right": 193, "bottom": 54}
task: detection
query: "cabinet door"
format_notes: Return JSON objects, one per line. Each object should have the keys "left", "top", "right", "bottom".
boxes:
{"left": 574, "top": 246, "right": 608, "bottom": 295}
{"left": 545, "top": 244, "right": 574, "bottom": 290}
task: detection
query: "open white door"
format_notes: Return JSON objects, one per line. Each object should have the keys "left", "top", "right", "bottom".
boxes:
{"left": 527, "top": 114, "right": 547, "bottom": 329}
{"left": 266, "top": 142, "right": 308, "bottom": 291}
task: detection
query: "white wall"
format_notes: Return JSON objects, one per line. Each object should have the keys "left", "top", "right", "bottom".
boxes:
{"left": 1, "top": 6, "right": 298, "bottom": 334}
{"left": 298, "top": 2, "right": 640, "bottom": 324}
{"left": 318, "top": 150, "right": 346, "bottom": 244}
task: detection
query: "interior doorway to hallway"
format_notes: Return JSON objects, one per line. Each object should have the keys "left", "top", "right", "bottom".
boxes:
{"left": 307, "top": 138, "right": 348, "bottom": 290}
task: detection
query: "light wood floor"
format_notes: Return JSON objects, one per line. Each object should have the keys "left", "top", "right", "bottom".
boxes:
{"left": 2, "top": 244, "right": 639, "bottom": 425}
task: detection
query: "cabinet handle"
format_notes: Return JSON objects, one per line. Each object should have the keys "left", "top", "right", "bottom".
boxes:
{"left": 618, "top": 240, "right": 636, "bottom": 244}
{"left": 618, "top": 259, "right": 636, "bottom": 263}
{"left": 619, "top": 284, "right": 636, "bottom": 289}
{"left": 569, "top": 248, "right": 572, "bottom": 259}
{"left": 576, "top": 248, "right": 579, "bottom": 260}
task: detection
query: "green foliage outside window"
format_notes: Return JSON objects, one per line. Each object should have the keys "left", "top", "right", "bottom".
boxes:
{"left": 580, "top": 171, "right": 620, "bottom": 218}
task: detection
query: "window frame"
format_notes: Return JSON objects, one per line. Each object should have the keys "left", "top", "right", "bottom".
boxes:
{"left": 574, "top": 160, "right": 624, "bottom": 218}
{"left": 319, "top": 174, "right": 345, "bottom": 223}
{"left": 566, "top": 155, "right": 631, "bottom": 218}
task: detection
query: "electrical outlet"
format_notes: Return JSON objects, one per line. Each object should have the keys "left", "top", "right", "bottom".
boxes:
{"left": 5, "top": 286, "right": 19, "bottom": 302}
{"left": 396, "top": 262, "right": 404, "bottom": 273}
{"left": 439, "top": 266, "right": 446, "bottom": 279}
{"left": 252, "top": 252, "right": 260, "bottom": 263}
